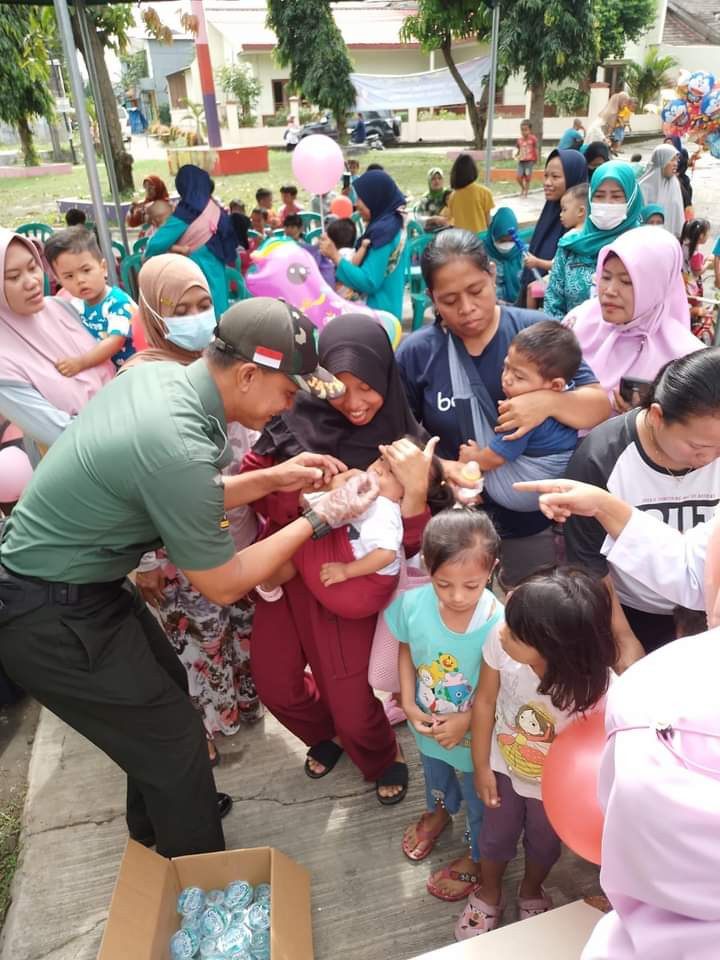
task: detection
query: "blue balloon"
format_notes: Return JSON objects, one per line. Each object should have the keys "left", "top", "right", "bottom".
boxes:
{"left": 662, "top": 98, "right": 689, "bottom": 127}
{"left": 706, "top": 131, "right": 720, "bottom": 160}
{"left": 687, "top": 71, "right": 715, "bottom": 102}
{"left": 701, "top": 89, "right": 720, "bottom": 120}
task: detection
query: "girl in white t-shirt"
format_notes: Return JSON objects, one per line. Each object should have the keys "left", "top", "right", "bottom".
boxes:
{"left": 457, "top": 567, "right": 616, "bottom": 941}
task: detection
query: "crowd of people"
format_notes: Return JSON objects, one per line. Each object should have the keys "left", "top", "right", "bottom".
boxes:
{"left": 1, "top": 106, "right": 719, "bottom": 956}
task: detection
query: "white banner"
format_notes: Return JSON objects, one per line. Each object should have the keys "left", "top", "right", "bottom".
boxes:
{"left": 351, "top": 56, "right": 490, "bottom": 110}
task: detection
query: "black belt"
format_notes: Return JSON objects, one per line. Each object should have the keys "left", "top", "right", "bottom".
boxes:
{"left": 0, "top": 564, "right": 125, "bottom": 606}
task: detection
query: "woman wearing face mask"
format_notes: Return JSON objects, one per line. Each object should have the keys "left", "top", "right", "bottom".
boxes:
{"left": 543, "top": 162, "right": 642, "bottom": 320}
{"left": 144, "top": 164, "right": 238, "bottom": 314}
{"left": 0, "top": 229, "right": 114, "bottom": 459}
{"left": 564, "top": 226, "right": 698, "bottom": 413}
{"left": 483, "top": 207, "right": 525, "bottom": 304}
{"left": 519, "top": 149, "right": 587, "bottom": 304}
{"left": 396, "top": 229, "right": 609, "bottom": 599}
{"left": 129, "top": 255, "right": 263, "bottom": 764}
{"left": 638, "top": 145, "right": 685, "bottom": 238}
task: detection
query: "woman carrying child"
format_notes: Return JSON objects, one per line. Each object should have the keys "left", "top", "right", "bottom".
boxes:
{"left": 458, "top": 567, "right": 616, "bottom": 939}
{"left": 0, "top": 229, "right": 114, "bottom": 458}
{"left": 245, "top": 316, "right": 437, "bottom": 803}
{"left": 144, "top": 165, "right": 237, "bottom": 313}
{"left": 396, "top": 229, "right": 609, "bottom": 591}
{"left": 543, "top": 161, "right": 642, "bottom": 319}
{"left": 318, "top": 170, "right": 408, "bottom": 320}
{"left": 389, "top": 509, "right": 503, "bottom": 901}
{"left": 518, "top": 148, "right": 587, "bottom": 303}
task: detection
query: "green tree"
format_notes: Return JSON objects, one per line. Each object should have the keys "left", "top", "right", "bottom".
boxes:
{"left": 32, "top": 3, "right": 136, "bottom": 192}
{"left": 120, "top": 50, "right": 149, "bottom": 95}
{"left": 499, "top": 0, "right": 596, "bottom": 146}
{"left": 217, "top": 62, "right": 262, "bottom": 125}
{"left": 400, "top": 0, "right": 493, "bottom": 149}
{"left": 267, "top": 0, "right": 356, "bottom": 142}
{"left": 592, "top": 0, "right": 656, "bottom": 66}
{"left": 626, "top": 48, "right": 678, "bottom": 110}
{"left": 0, "top": 5, "right": 55, "bottom": 166}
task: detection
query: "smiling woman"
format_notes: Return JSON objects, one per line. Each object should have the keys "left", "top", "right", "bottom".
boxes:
{"left": 0, "top": 229, "right": 114, "bottom": 454}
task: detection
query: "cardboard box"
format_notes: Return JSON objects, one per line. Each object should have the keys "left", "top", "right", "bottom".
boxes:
{"left": 410, "top": 901, "right": 602, "bottom": 959}
{"left": 97, "top": 840, "right": 313, "bottom": 960}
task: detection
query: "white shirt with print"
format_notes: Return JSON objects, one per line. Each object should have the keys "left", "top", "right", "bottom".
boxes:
{"left": 483, "top": 630, "right": 574, "bottom": 800}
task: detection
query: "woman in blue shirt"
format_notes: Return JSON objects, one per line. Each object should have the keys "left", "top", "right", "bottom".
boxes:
{"left": 319, "top": 170, "right": 408, "bottom": 320}
{"left": 395, "top": 229, "right": 611, "bottom": 586}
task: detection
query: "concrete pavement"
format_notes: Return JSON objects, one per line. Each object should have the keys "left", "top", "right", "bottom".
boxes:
{"left": 0, "top": 707, "right": 601, "bottom": 960}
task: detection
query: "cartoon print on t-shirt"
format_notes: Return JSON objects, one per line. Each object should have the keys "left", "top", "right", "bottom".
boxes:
{"left": 416, "top": 656, "right": 472, "bottom": 715}
{"left": 497, "top": 702, "right": 556, "bottom": 779}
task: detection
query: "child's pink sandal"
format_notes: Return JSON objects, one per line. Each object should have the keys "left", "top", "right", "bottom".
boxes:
{"left": 517, "top": 889, "right": 553, "bottom": 920}
{"left": 454, "top": 891, "right": 503, "bottom": 940}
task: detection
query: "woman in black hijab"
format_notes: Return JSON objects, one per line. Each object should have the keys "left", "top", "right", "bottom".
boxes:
{"left": 248, "top": 315, "right": 434, "bottom": 805}
{"left": 255, "top": 314, "right": 426, "bottom": 468}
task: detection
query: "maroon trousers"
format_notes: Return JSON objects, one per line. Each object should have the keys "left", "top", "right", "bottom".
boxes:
{"left": 251, "top": 528, "right": 399, "bottom": 781}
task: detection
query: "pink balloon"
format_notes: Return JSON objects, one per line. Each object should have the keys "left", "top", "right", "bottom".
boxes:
{"left": 246, "top": 237, "right": 401, "bottom": 348}
{"left": 292, "top": 135, "right": 345, "bottom": 196}
{"left": 541, "top": 710, "right": 605, "bottom": 865}
{"left": 0, "top": 446, "right": 33, "bottom": 502}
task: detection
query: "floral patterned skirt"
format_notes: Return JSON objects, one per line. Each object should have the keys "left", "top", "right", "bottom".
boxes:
{"left": 156, "top": 567, "right": 262, "bottom": 737}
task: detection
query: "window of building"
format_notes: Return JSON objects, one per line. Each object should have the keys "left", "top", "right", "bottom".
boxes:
{"left": 167, "top": 71, "right": 188, "bottom": 109}
{"left": 271, "top": 79, "right": 288, "bottom": 112}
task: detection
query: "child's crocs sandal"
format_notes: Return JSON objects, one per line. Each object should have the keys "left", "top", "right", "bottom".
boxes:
{"left": 518, "top": 890, "right": 553, "bottom": 920}
{"left": 401, "top": 812, "right": 449, "bottom": 861}
{"left": 426, "top": 861, "right": 480, "bottom": 902}
{"left": 455, "top": 892, "right": 504, "bottom": 941}
{"left": 304, "top": 740, "right": 344, "bottom": 779}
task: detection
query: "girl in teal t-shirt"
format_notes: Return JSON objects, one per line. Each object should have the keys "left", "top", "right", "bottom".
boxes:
{"left": 385, "top": 509, "right": 503, "bottom": 904}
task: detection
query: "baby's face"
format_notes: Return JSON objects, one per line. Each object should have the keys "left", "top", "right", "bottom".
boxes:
{"left": 501, "top": 346, "right": 555, "bottom": 398}
{"left": 368, "top": 456, "right": 404, "bottom": 501}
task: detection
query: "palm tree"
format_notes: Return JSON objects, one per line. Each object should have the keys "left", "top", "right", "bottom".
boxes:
{"left": 625, "top": 48, "right": 678, "bottom": 110}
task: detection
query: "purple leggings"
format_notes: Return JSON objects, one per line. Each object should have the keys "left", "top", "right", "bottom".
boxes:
{"left": 478, "top": 771, "right": 561, "bottom": 867}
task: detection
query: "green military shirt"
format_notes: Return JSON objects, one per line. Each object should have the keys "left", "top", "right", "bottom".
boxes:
{"left": 0, "top": 360, "right": 236, "bottom": 583}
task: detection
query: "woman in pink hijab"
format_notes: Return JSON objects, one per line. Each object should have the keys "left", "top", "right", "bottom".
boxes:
{"left": 582, "top": 629, "right": 720, "bottom": 960}
{"left": 0, "top": 229, "right": 114, "bottom": 452}
{"left": 565, "top": 225, "right": 699, "bottom": 415}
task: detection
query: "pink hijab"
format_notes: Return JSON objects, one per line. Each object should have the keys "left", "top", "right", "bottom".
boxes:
{"left": 582, "top": 630, "right": 720, "bottom": 960}
{"left": 0, "top": 230, "right": 114, "bottom": 414}
{"left": 565, "top": 226, "right": 699, "bottom": 398}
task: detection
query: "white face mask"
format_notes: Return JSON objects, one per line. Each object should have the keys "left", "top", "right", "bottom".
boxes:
{"left": 141, "top": 293, "right": 216, "bottom": 352}
{"left": 590, "top": 202, "right": 628, "bottom": 231}
{"left": 494, "top": 240, "right": 515, "bottom": 253}
{"left": 162, "top": 308, "right": 217, "bottom": 351}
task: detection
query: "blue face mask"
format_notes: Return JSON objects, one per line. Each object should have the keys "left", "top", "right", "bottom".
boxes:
{"left": 162, "top": 308, "right": 217, "bottom": 351}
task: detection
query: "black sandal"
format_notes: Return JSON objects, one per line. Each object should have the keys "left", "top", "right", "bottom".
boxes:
{"left": 304, "top": 740, "right": 344, "bottom": 779}
{"left": 376, "top": 760, "right": 409, "bottom": 806}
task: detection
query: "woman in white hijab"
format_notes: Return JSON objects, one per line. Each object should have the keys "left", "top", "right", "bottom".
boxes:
{"left": 638, "top": 145, "right": 685, "bottom": 238}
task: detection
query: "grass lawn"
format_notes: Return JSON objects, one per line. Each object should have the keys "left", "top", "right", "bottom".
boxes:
{"left": 0, "top": 146, "right": 518, "bottom": 230}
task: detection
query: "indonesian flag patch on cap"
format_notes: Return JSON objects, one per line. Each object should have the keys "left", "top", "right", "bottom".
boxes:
{"left": 252, "top": 345, "right": 284, "bottom": 369}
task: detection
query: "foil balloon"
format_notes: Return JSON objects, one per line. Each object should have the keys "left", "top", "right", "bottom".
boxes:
{"left": 661, "top": 98, "right": 689, "bottom": 129}
{"left": 687, "top": 70, "right": 715, "bottom": 102}
{"left": 701, "top": 88, "right": 720, "bottom": 122}
{"left": 246, "top": 238, "right": 402, "bottom": 349}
